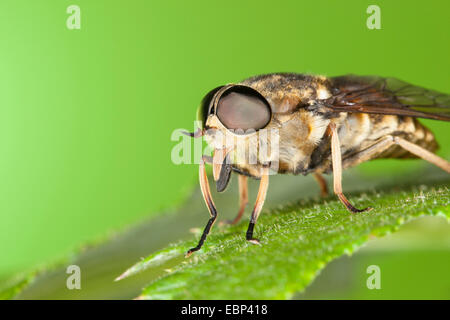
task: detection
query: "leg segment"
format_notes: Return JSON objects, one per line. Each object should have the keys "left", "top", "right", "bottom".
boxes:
{"left": 313, "top": 172, "right": 329, "bottom": 197}
{"left": 394, "top": 137, "right": 450, "bottom": 173}
{"left": 330, "top": 123, "right": 372, "bottom": 213}
{"left": 186, "top": 158, "right": 218, "bottom": 257}
{"left": 340, "top": 135, "right": 450, "bottom": 173}
{"left": 246, "top": 167, "right": 270, "bottom": 244}
{"left": 329, "top": 125, "right": 450, "bottom": 214}
{"left": 342, "top": 135, "right": 395, "bottom": 169}
{"left": 223, "top": 175, "right": 248, "bottom": 225}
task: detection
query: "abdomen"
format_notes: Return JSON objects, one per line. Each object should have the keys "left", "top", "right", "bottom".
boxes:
{"left": 339, "top": 113, "right": 439, "bottom": 161}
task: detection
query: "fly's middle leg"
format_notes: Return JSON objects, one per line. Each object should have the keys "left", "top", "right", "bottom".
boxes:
{"left": 313, "top": 172, "right": 329, "bottom": 197}
{"left": 221, "top": 174, "right": 249, "bottom": 226}
{"left": 330, "top": 123, "right": 373, "bottom": 213}
{"left": 330, "top": 128, "right": 450, "bottom": 215}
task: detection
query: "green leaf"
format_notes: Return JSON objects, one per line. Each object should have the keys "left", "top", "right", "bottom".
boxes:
{"left": 0, "top": 273, "right": 36, "bottom": 300}
{"left": 120, "top": 177, "right": 449, "bottom": 300}
{"left": 5, "top": 166, "right": 449, "bottom": 299}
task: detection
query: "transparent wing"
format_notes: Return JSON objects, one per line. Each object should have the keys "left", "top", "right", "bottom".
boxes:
{"left": 327, "top": 75, "right": 450, "bottom": 121}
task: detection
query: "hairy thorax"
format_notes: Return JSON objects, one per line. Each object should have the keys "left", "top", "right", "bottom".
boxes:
{"left": 212, "top": 74, "right": 439, "bottom": 178}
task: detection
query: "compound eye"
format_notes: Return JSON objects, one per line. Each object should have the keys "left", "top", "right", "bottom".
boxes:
{"left": 216, "top": 87, "right": 271, "bottom": 132}
{"left": 197, "top": 86, "right": 225, "bottom": 126}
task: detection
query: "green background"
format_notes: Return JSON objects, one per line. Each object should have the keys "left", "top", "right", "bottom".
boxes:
{"left": 0, "top": 0, "right": 449, "bottom": 277}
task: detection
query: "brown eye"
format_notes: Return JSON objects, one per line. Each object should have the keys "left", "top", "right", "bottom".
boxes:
{"left": 197, "top": 86, "right": 225, "bottom": 126}
{"left": 216, "top": 86, "right": 271, "bottom": 132}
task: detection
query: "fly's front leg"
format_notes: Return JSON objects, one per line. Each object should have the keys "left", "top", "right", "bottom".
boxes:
{"left": 186, "top": 157, "right": 218, "bottom": 257}
{"left": 330, "top": 123, "right": 372, "bottom": 213}
{"left": 246, "top": 167, "right": 270, "bottom": 244}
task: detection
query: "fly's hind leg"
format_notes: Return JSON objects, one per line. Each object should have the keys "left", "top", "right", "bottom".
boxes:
{"left": 393, "top": 137, "right": 450, "bottom": 173}
{"left": 340, "top": 135, "right": 450, "bottom": 173}
{"left": 331, "top": 126, "right": 450, "bottom": 214}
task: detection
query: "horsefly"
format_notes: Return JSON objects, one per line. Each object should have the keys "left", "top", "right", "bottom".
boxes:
{"left": 183, "top": 73, "right": 450, "bottom": 257}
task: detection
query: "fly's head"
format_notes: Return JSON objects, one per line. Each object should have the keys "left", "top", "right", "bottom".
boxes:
{"left": 196, "top": 84, "right": 277, "bottom": 190}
